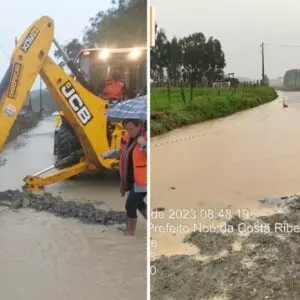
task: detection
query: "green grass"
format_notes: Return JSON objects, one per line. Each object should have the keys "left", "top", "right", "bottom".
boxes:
{"left": 151, "top": 87, "right": 278, "bottom": 136}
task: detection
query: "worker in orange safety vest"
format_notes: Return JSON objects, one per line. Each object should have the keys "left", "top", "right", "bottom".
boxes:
{"left": 119, "top": 119, "right": 147, "bottom": 236}
{"left": 101, "top": 69, "right": 125, "bottom": 101}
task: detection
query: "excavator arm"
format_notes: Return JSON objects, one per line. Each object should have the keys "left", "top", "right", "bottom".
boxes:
{"left": 0, "top": 17, "right": 53, "bottom": 150}
{"left": 0, "top": 16, "right": 123, "bottom": 191}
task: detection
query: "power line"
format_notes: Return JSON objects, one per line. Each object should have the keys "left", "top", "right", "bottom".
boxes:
{"left": 227, "top": 42, "right": 300, "bottom": 62}
{"left": 265, "top": 43, "right": 300, "bottom": 49}
{"left": 226, "top": 47, "right": 259, "bottom": 61}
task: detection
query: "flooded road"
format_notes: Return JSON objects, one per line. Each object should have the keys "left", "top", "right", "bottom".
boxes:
{"left": 0, "top": 117, "right": 146, "bottom": 300}
{"left": 0, "top": 118, "right": 123, "bottom": 210}
{"left": 0, "top": 208, "right": 146, "bottom": 300}
{"left": 151, "top": 91, "right": 300, "bottom": 256}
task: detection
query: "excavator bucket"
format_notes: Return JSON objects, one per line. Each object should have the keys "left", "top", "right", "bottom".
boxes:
{"left": 0, "top": 16, "right": 54, "bottom": 151}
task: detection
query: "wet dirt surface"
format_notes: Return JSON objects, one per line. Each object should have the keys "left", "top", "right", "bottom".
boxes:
{"left": 183, "top": 231, "right": 235, "bottom": 256}
{"left": 151, "top": 197, "right": 300, "bottom": 300}
{"left": 151, "top": 91, "right": 300, "bottom": 299}
{"left": 0, "top": 190, "right": 127, "bottom": 225}
{"left": 0, "top": 117, "right": 146, "bottom": 300}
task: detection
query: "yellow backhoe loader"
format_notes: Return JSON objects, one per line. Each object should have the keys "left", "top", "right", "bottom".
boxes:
{"left": 0, "top": 16, "right": 147, "bottom": 191}
{"left": 53, "top": 46, "right": 147, "bottom": 160}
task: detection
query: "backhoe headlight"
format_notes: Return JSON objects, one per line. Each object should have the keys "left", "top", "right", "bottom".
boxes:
{"left": 99, "top": 49, "right": 110, "bottom": 60}
{"left": 129, "top": 48, "right": 141, "bottom": 60}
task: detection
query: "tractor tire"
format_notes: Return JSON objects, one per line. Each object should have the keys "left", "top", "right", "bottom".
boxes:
{"left": 54, "top": 130, "right": 58, "bottom": 155}
{"left": 55, "top": 121, "right": 82, "bottom": 169}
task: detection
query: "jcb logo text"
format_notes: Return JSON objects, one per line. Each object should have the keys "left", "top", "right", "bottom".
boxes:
{"left": 60, "top": 81, "right": 93, "bottom": 125}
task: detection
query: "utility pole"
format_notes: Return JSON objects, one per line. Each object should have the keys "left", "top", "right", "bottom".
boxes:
{"left": 39, "top": 77, "right": 43, "bottom": 117}
{"left": 261, "top": 42, "right": 265, "bottom": 85}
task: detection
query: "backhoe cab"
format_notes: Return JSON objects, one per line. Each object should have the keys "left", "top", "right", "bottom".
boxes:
{"left": 0, "top": 16, "right": 146, "bottom": 191}
{"left": 54, "top": 47, "right": 147, "bottom": 162}
{"left": 77, "top": 47, "right": 147, "bottom": 98}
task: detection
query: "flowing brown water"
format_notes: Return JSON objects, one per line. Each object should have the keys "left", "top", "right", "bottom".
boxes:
{"left": 0, "top": 118, "right": 146, "bottom": 299}
{"left": 151, "top": 91, "right": 300, "bottom": 256}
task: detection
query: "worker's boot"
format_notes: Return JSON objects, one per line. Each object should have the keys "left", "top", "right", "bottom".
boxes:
{"left": 139, "top": 208, "right": 147, "bottom": 220}
{"left": 126, "top": 218, "right": 138, "bottom": 236}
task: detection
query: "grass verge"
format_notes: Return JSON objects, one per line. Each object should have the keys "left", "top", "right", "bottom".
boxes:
{"left": 151, "top": 87, "right": 278, "bottom": 136}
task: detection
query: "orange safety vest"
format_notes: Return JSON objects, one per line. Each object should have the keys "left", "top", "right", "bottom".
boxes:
{"left": 119, "top": 131, "right": 147, "bottom": 187}
{"left": 103, "top": 77, "right": 124, "bottom": 100}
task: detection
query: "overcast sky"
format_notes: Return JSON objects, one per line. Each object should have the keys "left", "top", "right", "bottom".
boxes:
{"left": 0, "top": 0, "right": 111, "bottom": 88}
{"left": 152, "top": 0, "right": 300, "bottom": 80}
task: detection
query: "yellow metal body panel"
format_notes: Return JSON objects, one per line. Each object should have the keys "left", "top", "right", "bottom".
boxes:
{"left": 40, "top": 57, "right": 123, "bottom": 169}
{"left": 0, "top": 16, "right": 125, "bottom": 190}
{"left": 24, "top": 161, "right": 89, "bottom": 191}
{"left": 0, "top": 16, "right": 54, "bottom": 151}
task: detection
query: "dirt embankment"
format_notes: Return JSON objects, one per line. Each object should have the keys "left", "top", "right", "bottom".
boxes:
{"left": 0, "top": 190, "right": 127, "bottom": 225}
{"left": 8, "top": 113, "right": 41, "bottom": 142}
{"left": 151, "top": 197, "right": 300, "bottom": 300}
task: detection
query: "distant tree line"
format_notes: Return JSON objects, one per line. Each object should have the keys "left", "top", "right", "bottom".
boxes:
{"left": 54, "top": 0, "right": 146, "bottom": 66}
{"left": 283, "top": 69, "right": 300, "bottom": 89}
{"left": 22, "top": 89, "right": 58, "bottom": 115}
{"left": 24, "top": 0, "right": 146, "bottom": 114}
{"left": 151, "top": 27, "right": 226, "bottom": 87}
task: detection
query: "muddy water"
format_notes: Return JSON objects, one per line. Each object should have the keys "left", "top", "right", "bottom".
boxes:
{"left": 0, "top": 208, "right": 146, "bottom": 300}
{"left": 0, "top": 118, "right": 122, "bottom": 210}
{"left": 151, "top": 91, "right": 300, "bottom": 256}
{"left": 0, "top": 118, "right": 146, "bottom": 299}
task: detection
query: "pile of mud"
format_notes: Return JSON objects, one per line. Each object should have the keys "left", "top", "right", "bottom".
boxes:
{"left": 0, "top": 190, "right": 126, "bottom": 225}
{"left": 151, "top": 197, "right": 300, "bottom": 300}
